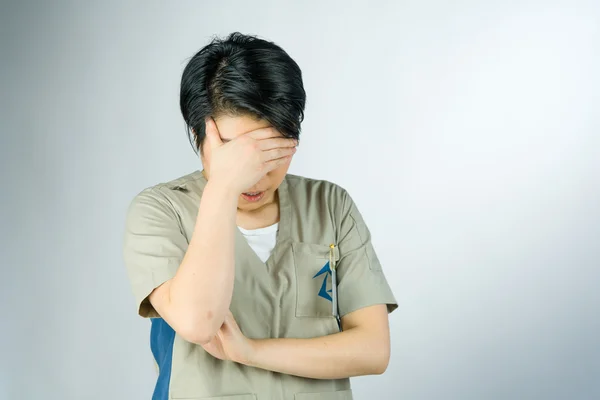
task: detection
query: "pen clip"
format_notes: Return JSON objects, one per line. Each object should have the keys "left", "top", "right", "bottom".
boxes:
{"left": 329, "top": 244, "right": 341, "bottom": 331}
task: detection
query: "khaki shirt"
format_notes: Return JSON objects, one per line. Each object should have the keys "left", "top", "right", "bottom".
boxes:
{"left": 124, "top": 170, "right": 397, "bottom": 400}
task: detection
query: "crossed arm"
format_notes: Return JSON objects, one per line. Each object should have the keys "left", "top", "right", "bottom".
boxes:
{"left": 242, "top": 304, "right": 391, "bottom": 379}
{"left": 144, "top": 181, "right": 391, "bottom": 379}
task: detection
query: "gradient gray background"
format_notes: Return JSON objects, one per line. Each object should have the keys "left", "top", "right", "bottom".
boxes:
{"left": 1, "top": 1, "right": 599, "bottom": 399}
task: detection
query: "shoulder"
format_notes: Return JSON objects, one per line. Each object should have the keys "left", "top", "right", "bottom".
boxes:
{"left": 285, "top": 174, "right": 349, "bottom": 199}
{"left": 143, "top": 170, "right": 205, "bottom": 196}
{"left": 284, "top": 173, "right": 353, "bottom": 213}
{"left": 127, "top": 170, "right": 205, "bottom": 218}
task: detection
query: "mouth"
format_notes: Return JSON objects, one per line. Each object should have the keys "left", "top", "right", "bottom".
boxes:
{"left": 241, "top": 191, "right": 266, "bottom": 202}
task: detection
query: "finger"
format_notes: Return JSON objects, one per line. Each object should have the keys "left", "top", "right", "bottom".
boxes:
{"left": 246, "top": 127, "right": 283, "bottom": 141}
{"left": 263, "top": 154, "right": 294, "bottom": 173}
{"left": 225, "top": 311, "right": 238, "bottom": 327}
{"left": 229, "top": 316, "right": 240, "bottom": 331}
{"left": 217, "top": 326, "right": 226, "bottom": 337}
{"left": 219, "top": 323, "right": 233, "bottom": 338}
{"left": 201, "top": 342, "right": 214, "bottom": 352}
{"left": 258, "top": 137, "right": 298, "bottom": 151}
{"left": 205, "top": 117, "right": 223, "bottom": 150}
{"left": 261, "top": 147, "right": 297, "bottom": 163}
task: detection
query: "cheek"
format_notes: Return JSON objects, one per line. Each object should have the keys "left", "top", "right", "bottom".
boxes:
{"left": 267, "top": 161, "right": 292, "bottom": 186}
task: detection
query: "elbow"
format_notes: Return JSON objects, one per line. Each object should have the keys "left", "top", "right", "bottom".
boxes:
{"left": 370, "top": 346, "right": 391, "bottom": 375}
{"left": 177, "top": 310, "right": 223, "bottom": 345}
{"left": 372, "top": 356, "right": 390, "bottom": 375}
{"left": 179, "top": 325, "right": 215, "bottom": 345}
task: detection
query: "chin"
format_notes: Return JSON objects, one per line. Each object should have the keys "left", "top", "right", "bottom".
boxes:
{"left": 237, "top": 202, "right": 256, "bottom": 211}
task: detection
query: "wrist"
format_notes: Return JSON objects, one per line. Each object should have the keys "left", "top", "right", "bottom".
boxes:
{"left": 240, "top": 338, "right": 261, "bottom": 367}
{"left": 204, "top": 179, "right": 240, "bottom": 203}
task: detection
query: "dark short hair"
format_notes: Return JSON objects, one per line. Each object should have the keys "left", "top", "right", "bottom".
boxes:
{"left": 180, "top": 32, "right": 306, "bottom": 152}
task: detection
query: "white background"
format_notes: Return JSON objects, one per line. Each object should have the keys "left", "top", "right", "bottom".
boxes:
{"left": 1, "top": 1, "right": 599, "bottom": 399}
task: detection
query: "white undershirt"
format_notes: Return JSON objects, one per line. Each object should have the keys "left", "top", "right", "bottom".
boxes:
{"left": 237, "top": 223, "right": 278, "bottom": 263}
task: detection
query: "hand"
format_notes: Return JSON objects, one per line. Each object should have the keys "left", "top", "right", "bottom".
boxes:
{"left": 204, "top": 117, "right": 297, "bottom": 194}
{"left": 201, "top": 310, "right": 255, "bottom": 365}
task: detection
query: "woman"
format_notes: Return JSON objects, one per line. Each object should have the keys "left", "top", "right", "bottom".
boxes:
{"left": 124, "top": 32, "right": 397, "bottom": 400}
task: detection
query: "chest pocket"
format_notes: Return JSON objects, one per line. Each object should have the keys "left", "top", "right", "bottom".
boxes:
{"left": 292, "top": 242, "right": 340, "bottom": 318}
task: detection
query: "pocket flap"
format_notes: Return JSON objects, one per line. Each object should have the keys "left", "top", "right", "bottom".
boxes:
{"left": 292, "top": 242, "right": 340, "bottom": 260}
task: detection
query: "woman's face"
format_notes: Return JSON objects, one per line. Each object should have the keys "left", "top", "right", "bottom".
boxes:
{"left": 200, "top": 114, "right": 293, "bottom": 212}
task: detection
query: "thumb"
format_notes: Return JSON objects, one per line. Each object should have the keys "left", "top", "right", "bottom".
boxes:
{"left": 205, "top": 117, "right": 223, "bottom": 149}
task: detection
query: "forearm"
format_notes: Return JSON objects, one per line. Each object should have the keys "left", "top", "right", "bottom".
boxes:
{"left": 170, "top": 180, "right": 238, "bottom": 339}
{"left": 246, "top": 327, "right": 389, "bottom": 380}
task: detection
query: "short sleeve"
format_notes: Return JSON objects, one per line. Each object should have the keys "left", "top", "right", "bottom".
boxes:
{"left": 123, "top": 188, "right": 189, "bottom": 318}
{"left": 336, "top": 190, "right": 398, "bottom": 318}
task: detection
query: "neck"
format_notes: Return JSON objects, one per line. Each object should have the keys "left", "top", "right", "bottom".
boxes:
{"left": 236, "top": 190, "right": 280, "bottom": 230}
